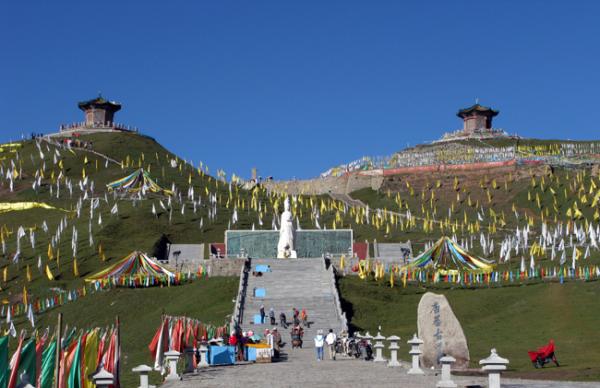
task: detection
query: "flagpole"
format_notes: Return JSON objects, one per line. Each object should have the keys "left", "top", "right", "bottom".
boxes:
{"left": 115, "top": 315, "right": 120, "bottom": 387}
{"left": 53, "top": 312, "right": 62, "bottom": 388}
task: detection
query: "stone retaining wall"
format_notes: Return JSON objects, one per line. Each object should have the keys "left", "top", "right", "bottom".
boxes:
{"left": 204, "top": 258, "right": 246, "bottom": 276}
{"left": 263, "top": 174, "right": 383, "bottom": 195}
{"left": 263, "top": 161, "right": 549, "bottom": 195}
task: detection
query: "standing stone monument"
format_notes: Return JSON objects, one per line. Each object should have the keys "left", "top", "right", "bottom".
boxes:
{"left": 417, "top": 292, "right": 469, "bottom": 369}
{"left": 277, "top": 197, "right": 297, "bottom": 258}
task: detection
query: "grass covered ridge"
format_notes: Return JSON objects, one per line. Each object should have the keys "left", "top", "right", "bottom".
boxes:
{"left": 338, "top": 276, "right": 600, "bottom": 381}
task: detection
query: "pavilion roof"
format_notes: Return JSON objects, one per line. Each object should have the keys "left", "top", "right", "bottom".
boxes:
{"left": 78, "top": 95, "right": 122, "bottom": 111}
{"left": 457, "top": 103, "right": 499, "bottom": 118}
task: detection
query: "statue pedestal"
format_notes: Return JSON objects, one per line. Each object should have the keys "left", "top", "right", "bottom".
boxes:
{"left": 277, "top": 250, "right": 297, "bottom": 259}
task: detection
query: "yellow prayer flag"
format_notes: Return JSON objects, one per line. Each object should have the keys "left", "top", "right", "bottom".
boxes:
{"left": 73, "top": 257, "right": 79, "bottom": 277}
{"left": 45, "top": 264, "right": 54, "bottom": 280}
{"left": 22, "top": 286, "right": 28, "bottom": 305}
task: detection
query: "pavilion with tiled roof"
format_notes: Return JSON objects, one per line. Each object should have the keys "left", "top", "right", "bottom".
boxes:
{"left": 457, "top": 103, "right": 499, "bottom": 134}
{"left": 78, "top": 95, "right": 122, "bottom": 128}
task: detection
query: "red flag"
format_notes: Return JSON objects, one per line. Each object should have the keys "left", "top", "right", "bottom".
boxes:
{"left": 97, "top": 330, "right": 107, "bottom": 367}
{"left": 171, "top": 319, "right": 183, "bottom": 352}
{"left": 148, "top": 327, "right": 161, "bottom": 359}
{"left": 103, "top": 330, "right": 116, "bottom": 377}
{"left": 8, "top": 335, "right": 24, "bottom": 388}
{"left": 35, "top": 331, "right": 48, "bottom": 386}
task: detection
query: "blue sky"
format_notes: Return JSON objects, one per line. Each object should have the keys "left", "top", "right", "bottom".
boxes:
{"left": 1, "top": 1, "right": 600, "bottom": 179}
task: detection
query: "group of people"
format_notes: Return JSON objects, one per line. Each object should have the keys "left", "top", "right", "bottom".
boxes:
{"left": 258, "top": 305, "right": 309, "bottom": 329}
{"left": 314, "top": 329, "right": 337, "bottom": 361}
{"left": 254, "top": 305, "right": 342, "bottom": 362}
{"left": 228, "top": 327, "right": 284, "bottom": 360}
{"left": 281, "top": 307, "right": 309, "bottom": 328}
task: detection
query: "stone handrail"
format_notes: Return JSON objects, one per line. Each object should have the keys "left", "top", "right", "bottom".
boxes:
{"left": 322, "top": 256, "right": 348, "bottom": 333}
{"left": 230, "top": 258, "right": 251, "bottom": 332}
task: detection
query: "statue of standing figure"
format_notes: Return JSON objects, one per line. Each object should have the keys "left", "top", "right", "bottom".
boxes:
{"left": 277, "top": 197, "right": 297, "bottom": 258}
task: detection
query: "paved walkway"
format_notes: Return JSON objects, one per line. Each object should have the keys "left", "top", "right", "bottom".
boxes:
{"left": 162, "top": 347, "right": 599, "bottom": 388}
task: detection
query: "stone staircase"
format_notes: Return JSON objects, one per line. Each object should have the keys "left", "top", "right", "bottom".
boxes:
{"left": 237, "top": 258, "right": 345, "bottom": 347}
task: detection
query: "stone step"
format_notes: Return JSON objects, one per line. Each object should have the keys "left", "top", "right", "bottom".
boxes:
{"left": 235, "top": 256, "right": 345, "bottom": 346}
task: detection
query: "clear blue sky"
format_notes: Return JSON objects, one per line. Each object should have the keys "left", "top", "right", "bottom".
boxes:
{"left": 2, "top": 1, "right": 599, "bottom": 179}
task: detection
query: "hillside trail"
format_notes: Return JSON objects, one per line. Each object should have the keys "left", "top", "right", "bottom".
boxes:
{"left": 40, "top": 136, "right": 120, "bottom": 165}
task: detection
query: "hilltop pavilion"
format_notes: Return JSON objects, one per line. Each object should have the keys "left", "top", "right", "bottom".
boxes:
{"left": 58, "top": 95, "right": 137, "bottom": 134}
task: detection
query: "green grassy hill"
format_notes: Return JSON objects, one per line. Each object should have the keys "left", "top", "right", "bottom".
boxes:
{"left": 339, "top": 277, "right": 600, "bottom": 381}
{"left": 0, "top": 132, "right": 384, "bottom": 298}
{"left": 350, "top": 165, "right": 600, "bottom": 266}
{"left": 3, "top": 130, "right": 600, "bottom": 384}
{"left": 0, "top": 131, "right": 386, "bottom": 383}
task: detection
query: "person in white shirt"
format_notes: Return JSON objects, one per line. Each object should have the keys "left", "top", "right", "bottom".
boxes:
{"left": 325, "top": 329, "right": 337, "bottom": 360}
{"left": 265, "top": 329, "right": 274, "bottom": 357}
{"left": 314, "top": 330, "right": 325, "bottom": 361}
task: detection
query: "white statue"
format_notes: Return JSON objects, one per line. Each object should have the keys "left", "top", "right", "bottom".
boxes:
{"left": 277, "top": 197, "right": 297, "bottom": 258}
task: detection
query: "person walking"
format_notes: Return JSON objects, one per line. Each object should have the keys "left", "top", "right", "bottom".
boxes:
{"left": 300, "top": 308, "right": 308, "bottom": 328}
{"left": 272, "top": 328, "right": 282, "bottom": 358}
{"left": 325, "top": 329, "right": 337, "bottom": 360}
{"left": 260, "top": 304, "right": 265, "bottom": 324}
{"left": 269, "top": 307, "right": 276, "bottom": 325}
{"left": 314, "top": 330, "right": 325, "bottom": 361}
{"left": 279, "top": 312, "right": 288, "bottom": 329}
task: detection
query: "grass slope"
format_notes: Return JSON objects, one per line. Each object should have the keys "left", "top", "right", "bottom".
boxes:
{"left": 0, "top": 131, "right": 387, "bottom": 385}
{"left": 339, "top": 276, "right": 600, "bottom": 381}
{"left": 0, "top": 132, "right": 380, "bottom": 303}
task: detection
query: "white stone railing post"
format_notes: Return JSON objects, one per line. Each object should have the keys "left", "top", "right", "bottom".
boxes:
{"left": 407, "top": 333, "right": 424, "bottom": 375}
{"left": 373, "top": 331, "right": 386, "bottom": 362}
{"left": 387, "top": 335, "right": 400, "bottom": 367}
{"left": 131, "top": 364, "right": 155, "bottom": 388}
{"left": 198, "top": 343, "right": 209, "bottom": 367}
{"left": 92, "top": 368, "right": 114, "bottom": 388}
{"left": 363, "top": 332, "right": 373, "bottom": 344}
{"left": 164, "top": 350, "right": 181, "bottom": 381}
{"left": 436, "top": 355, "right": 457, "bottom": 388}
{"left": 479, "top": 348, "right": 509, "bottom": 388}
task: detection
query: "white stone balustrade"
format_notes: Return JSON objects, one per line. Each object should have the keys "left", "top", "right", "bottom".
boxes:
{"left": 407, "top": 333, "right": 424, "bottom": 375}
{"left": 132, "top": 364, "right": 155, "bottom": 388}
{"left": 164, "top": 350, "right": 181, "bottom": 381}
{"left": 198, "top": 343, "right": 209, "bottom": 367}
{"left": 386, "top": 335, "right": 400, "bottom": 367}
{"left": 373, "top": 331, "right": 386, "bottom": 362}
{"left": 436, "top": 355, "right": 457, "bottom": 388}
{"left": 92, "top": 367, "right": 114, "bottom": 388}
{"left": 363, "top": 332, "right": 373, "bottom": 343}
{"left": 479, "top": 348, "right": 509, "bottom": 388}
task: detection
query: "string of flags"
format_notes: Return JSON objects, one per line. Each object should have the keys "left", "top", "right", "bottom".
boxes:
{"left": 1, "top": 266, "right": 209, "bottom": 327}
